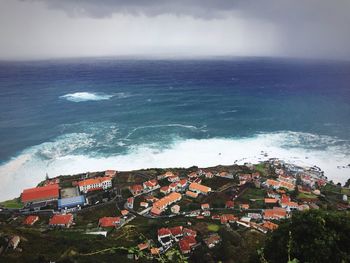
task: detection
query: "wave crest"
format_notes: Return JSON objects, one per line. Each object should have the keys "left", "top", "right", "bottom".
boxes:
{"left": 60, "top": 92, "right": 114, "bottom": 102}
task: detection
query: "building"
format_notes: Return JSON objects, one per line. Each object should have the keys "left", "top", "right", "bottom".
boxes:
{"left": 170, "top": 226, "right": 183, "bottom": 239}
{"left": 158, "top": 228, "right": 172, "bottom": 246}
{"left": 171, "top": 204, "right": 180, "bottom": 214}
{"left": 152, "top": 192, "right": 182, "bottom": 214}
{"left": 23, "top": 215, "right": 39, "bottom": 226}
{"left": 99, "top": 217, "right": 121, "bottom": 228}
{"left": 78, "top": 177, "right": 112, "bottom": 193}
{"left": 203, "top": 171, "right": 214, "bottom": 179}
{"left": 129, "top": 184, "right": 143, "bottom": 196}
{"left": 179, "top": 236, "right": 197, "bottom": 254}
{"left": 204, "top": 234, "right": 221, "bottom": 248}
{"left": 186, "top": 190, "right": 199, "bottom": 198}
{"left": 137, "top": 242, "right": 149, "bottom": 251}
{"left": 188, "top": 182, "right": 211, "bottom": 195}
{"left": 264, "top": 198, "right": 279, "bottom": 205}
{"left": 58, "top": 195, "right": 85, "bottom": 210}
{"left": 105, "top": 170, "right": 117, "bottom": 177}
{"left": 121, "top": 210, "right": 129, "bottom": 216}
{"left": 262, "top": 221, "right": 279, "bottom": 231}
{"left": 225, "top": 200, "right": 234, "bottom": 209}
{"left": 263, "top": 207, "right": 287, "bottom": 220}
{"left": 160, "top": 186, "right": 171, "bottom": 195}
{"left": 49, "top": 214, "right": 74, "bottom": 228}
{"left": 21, "top": 184, "right": 59, "bottom": 204}
{"left": 220, "top": 214, "right": 237, "bottom": 224}
{"left": 127, "top": 197, "right": 134, "bottom": 209}
{"left": 143, "top": 179, "right": 159, "bottom": 191}
{"left": 240, "top": 203, "right": 250, "bottom": 210}
{"left": 168, "top": 175, "right": 180, "bottom": 182}
{"left": 8, "top": 236, "right": 20, "bottom": 250}
{"left": 201, "top": 203, "right": 210, "bottom": 210}
{"left": 140, "top": 202, "right": 149, "bottom": 208}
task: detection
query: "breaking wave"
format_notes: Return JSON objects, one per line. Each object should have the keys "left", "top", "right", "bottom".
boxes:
{"left": 59, "top": 92, "right": 128, "bottom": 102}
{"left": 0, "top": 130, "right": 349, "bottom": 201}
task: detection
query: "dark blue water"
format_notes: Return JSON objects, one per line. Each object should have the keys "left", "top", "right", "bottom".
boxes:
{"left": 0, "top": 58, "right": 350, "bottom": 200}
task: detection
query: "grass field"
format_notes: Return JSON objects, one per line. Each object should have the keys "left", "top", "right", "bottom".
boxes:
{"left": 0, "top": 198, "right": 23, "bottom": 208}
{"left": 207, "top": 224, "right": 220, "bottom": 232}
{"left": 297, "top": 192, "right": 318, "bottom": 200}
{"left": 238, "top": 188, "right": 266, "bottom": 202}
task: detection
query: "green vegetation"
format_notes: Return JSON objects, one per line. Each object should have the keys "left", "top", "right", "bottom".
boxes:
{"left": 0, "top": 197, "right": 23, "bottom": 208}
{"left": 296, "top": 192, "right": 318, "bottom": 200}
{"left": 263, "top": 210, "right": 350, "bottom": 263}
{"left": 238, "top": 187, "right": 266, "bottom": 201}
{"left": 255, "top": 163, "right": 267, "bottom": 176}
{"left": 207, "top": 224, "right": 220, "bottom": 232}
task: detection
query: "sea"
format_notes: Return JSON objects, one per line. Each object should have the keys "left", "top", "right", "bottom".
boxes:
{"left": 0, "top": 57, "right": 349, "bottom": 201}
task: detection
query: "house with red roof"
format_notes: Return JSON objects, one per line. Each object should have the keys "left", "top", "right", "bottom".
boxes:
{"left": 204, "top": 233, "right": 221, "bottom": 248}
{"left": 177, "top": 179, "right": 188, "bottom": 190}
{"left": 203, "top": 171, "right": 214, "bottom": 179}
{"left": 105, "top": 170, "right": 117, "bottom": 177}
{"left": 169, "top": 182, "right": 178, "bottom": 192}
{"left": 158, "top": 228, "right": 172, "bottom": 246}
{"left": 21, "top": 184, "right": 59, "bottom": 204}
{"left": 127, "top": 197, "right": 134, "bottom": 209}
{"left": 170, "top": 226, "right": 183, "bottom": 239}
{"left": 78, "top": 177, "right": 112, "bottom": 193}
{"left": 168, "top": 175, "right": 180, "bottom": 183}
{"left": 187, "top": 171, "right": 199, "bottom": 179}
{"left": 121, "top": 210, "right": 129, "bottom": 217}
{"left": 225, "top": 200, "right": 235, "bottom": 209}
{"left": 183, "top": 228, "right": 197, "bottom": 237}
{"left": 23, "top": 215, "right": 39, "bottom": 226}
{"left": 137, "top": 242, "right": 149, "bottom": 251}
{"left": 179, "top": 236, "right": 197, "bottom": 254}
{"left": 220, "top": 214, "right": 237, "bottom": 224}
{"left": 201, "top": 203, "right": 210, "bottom": 210}
{"left": 263, "top": 207, "right": 287, "bottom": 220}
{"left": 160, "top": 186, "right": 171, "bottom": 195}
{"left": 49, "top": 214, "right": 74, "bottom": 228}
{"left": 143, "top": 179, "right": 160, "bottom": 191}
{"left": 98, "top": 217, "right": 121, "bottom": 228}
{"left": 129, "top": 184, "right": 144, "bottom": 196}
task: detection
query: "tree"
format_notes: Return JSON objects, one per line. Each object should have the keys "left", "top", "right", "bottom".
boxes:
{"left": 263, "top": 210, "right": 350, "bottom": 263}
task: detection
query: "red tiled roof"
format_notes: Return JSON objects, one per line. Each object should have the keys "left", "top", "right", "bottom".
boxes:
{"left": 178, "top": 179, "right": 187, "bottom": 186}
{"left": 130, "top": 184, "right": 143, "bottom": 192}
{"left": 78, "top": 177, "right": 111, "bottom": 187}
{"left": 49, "top": 214, "right": 73, "bottom": 226}
{"left": 183, "top": 228, "right": 197, "bottom": 237}
{"left": 105, "top": 170, "right": 117, "bottom": 177}
{"left": 151, "top": 207, "right": 162, "bottom": 215}
{"left": 158, "top": 228, "right": 171, "bottom": 237}
{"left": 170, "top": 226, "right": 183, "bottom": 236}
{"left": 23, "top": 215, "right": 39, "bottom": 225}
{"left": 138, "top": 242, "right": 149, "bottom": 251}
{"left": 21, "top": 184, "right": 59, "bottom": 203}
{"left": 121, "top": 210, "right": 129, "bottom": 216}
{"left": 160, "top": 186, "right": 170, "bottom": 192}
{"left": 179, "top": 239, "right": 191, "bottom": 253}
{"left": 262, "top": 221, "right": 279, "bottom": 230}
{"left": 99, "top": 217, "right": 121, "bottom": 227}
{"left": 225, "top": 200, "right": 234, "bottom": 208}
{"left": 265, "top": 198, "right": 278, "bottom": 204}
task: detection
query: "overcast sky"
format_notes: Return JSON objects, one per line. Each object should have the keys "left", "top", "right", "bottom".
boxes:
{"left": 0, "top": 0, "right": 349, "bottom": 60}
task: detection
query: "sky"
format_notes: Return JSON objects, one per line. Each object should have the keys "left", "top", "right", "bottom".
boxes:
{"left": 0, "top": 0, "right": 349, "bottom": 60}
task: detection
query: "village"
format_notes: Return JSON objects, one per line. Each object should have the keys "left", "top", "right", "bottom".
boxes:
{"left": 0, "top": 159, "right": 349, "bottom": 262}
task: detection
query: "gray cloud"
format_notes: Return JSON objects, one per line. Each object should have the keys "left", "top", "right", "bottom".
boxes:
{"left": 1, "top": 0, "right": 350, "bottom": 60}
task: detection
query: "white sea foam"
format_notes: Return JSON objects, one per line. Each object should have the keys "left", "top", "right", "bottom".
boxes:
{"left": 60, "top": 92, "right": 122, "bottom": 102}
{"left": 0, "top": 131, "right": 349, "bottom": 201}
